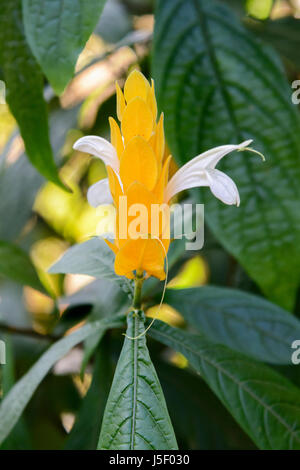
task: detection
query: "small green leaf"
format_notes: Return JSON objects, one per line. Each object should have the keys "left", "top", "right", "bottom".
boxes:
{"left": 22, "top": 0, "right": 107, "bottom": 94}
{"left": 49, "top": 238, "right": 133, "bottom": 297}
{"left": 0, "top": 0, "right": 63, "bottom": 186}
{"left": 98, "top": 311, "right": 178, "bottom": 450}
{"left": 153, "top": 0, "right": 300, "bottom": 310}
{"left": 149, "top": 321, "right": 300, "bottom": 450}
{"left": 0, "top": 316, "right": 124, "bottom": 445}
{"left": 0, "top": 241, "right": 45, "bottom": 293}
{"left": 246, "top": 16, "right": 300, "bottom": 70}
{"left": 165, "top": 286, "right": 300, "bottom": 364}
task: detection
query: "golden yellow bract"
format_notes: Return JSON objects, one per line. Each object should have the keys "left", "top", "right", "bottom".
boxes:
{"left": 106, "top": 69, "right": 171, "bottom": 281}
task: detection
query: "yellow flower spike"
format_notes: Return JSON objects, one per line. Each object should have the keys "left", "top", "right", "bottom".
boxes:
{"left": 116, "top": 82, "right": 126, "bottom": 121}
{"left": 121, "top": 97, "right": 154, "bottom": 143}
{"left": 124, "top": 69, "right": 150, "bottom": 103}
{"left": 74, "top": 70, "right": 260, "bottom": 281}
{"left": 119, "top": 136, "right": 158, "bottom": 192}
{"left": 109, "top": 117, "right": 124, "bottom": 159}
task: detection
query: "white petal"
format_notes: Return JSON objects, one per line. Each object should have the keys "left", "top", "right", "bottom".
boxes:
{"left": 206, "top": 169, "right": 240, "bottom": 206}
{"left": 165, "top": 139, "right": 251, "bottom": 202}
{"left": 87, "top": 179, "right": 113, "bottom": 208}
{"left": 73, "top": 136, "right": 119, "bottom": 173}
{"left": 165, "top": 170, "right": 209, "bottom": 202}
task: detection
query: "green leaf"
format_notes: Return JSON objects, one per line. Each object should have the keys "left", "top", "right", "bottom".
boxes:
{"left": 0, "top": 0, "right": 63, "bottom": 186}
{"left": 49, "top": 238, "right": 133, "bottom": 297}
{"left": 0, "top": 337, "right": 32, "bottom": 450}
{"left": 149, "top": 321, "right": 300, "bottom": 450}
{"left": 65, "top": 340, "right": 113, "bottom": 450}
{"left": 153, "top": 0, "right": 300, "bottom": 310}
{"left": 165, "top": 286, "right": 300, "bottom": 364}
{"left": 0, "top": 155, "right": 42, "bottom": 242}
{"left": 98, "top": 311, "right": 178, "bottom": 450}
{"left": 22, "top": 0, "right": 107, "bottom": 94}
{"left": 246, "top": 0, "right": 274, "bottom": 20}
{"left": 246, "top": 16, "right": 300, "bottom": 70}
{"left": 0, "top": 315, "right": 124, "bottom": 445}
{"left": 0, "top": 241, "right": 45, "bottom": 293}
{"left": 156, "top": 360, "right": 255, "bottom": 450}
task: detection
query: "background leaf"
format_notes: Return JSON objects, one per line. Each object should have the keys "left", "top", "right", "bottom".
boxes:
{"left": 98, "top": 311, "right": 178, "bottom": 450}
{"left": 153, "top": 0, "right": 300, "bottom": 310}
{"left": 0, "top": 0, "right": 63, "bottom": 186}
{"left": 64, "top": 339, "right": 113, "bottom": 450}
{"left": 0, "top": 316, "right": 124, "bottom": 445}
{"left": 156, "top": 360, "right": 256, "bottom": 450}
{"left": 23, "top": 0, "right": 107, "bottom": 94}
{"left": 149, "top": 320, "right": 300, "bottom": 450}
{"left": 164, "top": 286, "right": 300, "bottom": 364}
{"left": 0, "top": 241, "right": 45, "bottom": 293}
{"left": 245, "top": 16, "right": 300, "bottom": 70}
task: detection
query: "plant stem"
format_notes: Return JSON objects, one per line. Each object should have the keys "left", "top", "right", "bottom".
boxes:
{"left": 132, "top": 270, "right": 144, "bottom": 310}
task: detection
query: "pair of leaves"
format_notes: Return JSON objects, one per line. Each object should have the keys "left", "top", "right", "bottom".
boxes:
{"left": 0, "top": 315, "right": 124, "bottom": 445}
{"left": 149, "top": 320, "right": 300, "bottom": 450}
{"left": 98, "top": 311, "right": 178, "bottom": 450}
{"left": 164, "top": 286, "right": 300, "bottom": 364}
{"left": 153, "top": 0, "right": 300, "bottom": 310}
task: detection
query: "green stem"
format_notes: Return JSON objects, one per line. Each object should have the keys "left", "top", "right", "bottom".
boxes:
{"left": 132, "top": 270, "right": 144, "bottom": 310}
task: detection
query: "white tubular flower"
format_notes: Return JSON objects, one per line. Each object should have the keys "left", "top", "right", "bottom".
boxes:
{"left": 165, "top": 140, "right": 253, "bottom": 206}
{"left": 87, "top": 178, "right": 113, "bottom": 207}
{"left": 73, "top": 136, "right": 119, "bottom": 173}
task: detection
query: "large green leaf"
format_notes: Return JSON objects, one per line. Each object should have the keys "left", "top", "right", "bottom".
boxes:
{"left": 165, "top": 286, "right": 300, "bottom": 364}
{"left": 49, "top": 238, "right": 133, "bottom": 297}
{"left": 0, "top": 241, "right": 45, "bottom": 293}
{"left": 149, "top": 321, "right": 300, "bottom": 450}
{"left": 0, "top": 315, "right": 124, "bottom": 445}
{"left": 98, "top": 311, "right": 178, "bottom": 450}
{"left": 0, "top": 0, "right": 63, "bottom": 186}
{"left": 22, "top": 0, "right": 107, "bottom": 94}
{"left": 153, "top": 0, "right": 300, "bottom": 310}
